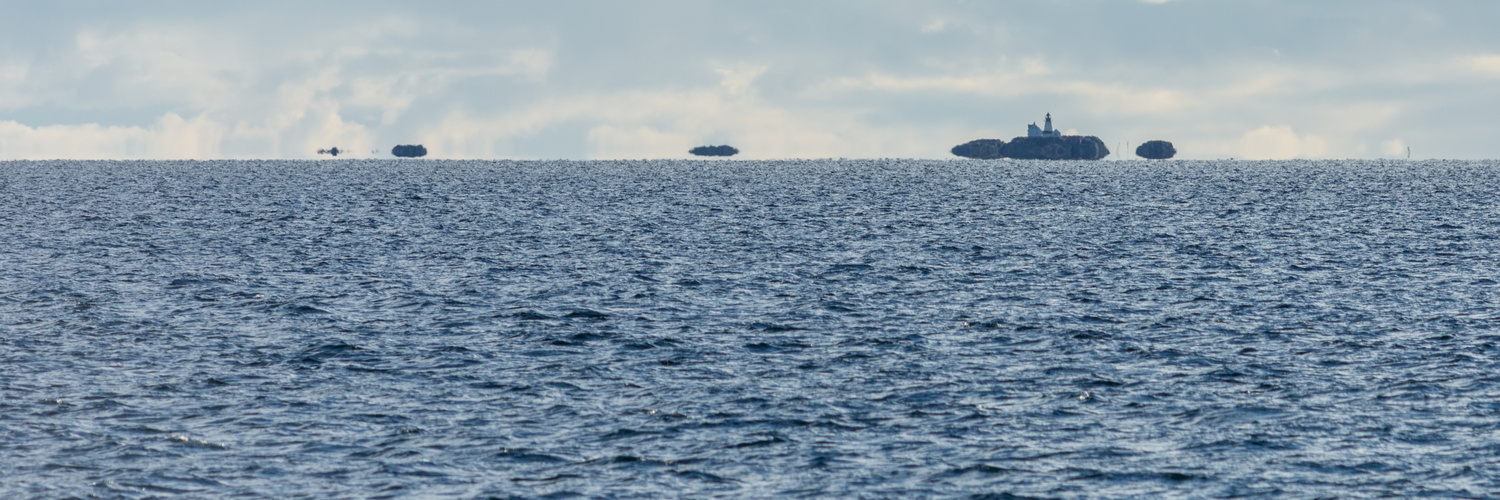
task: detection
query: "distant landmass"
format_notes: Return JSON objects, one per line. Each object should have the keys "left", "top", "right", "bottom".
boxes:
{"left": 951, "top": 114, "right": 1109, "bottom": 160}
{"left": 392, "top": 145, "right": 428, "bottom": 158}
{"left": 950, "top": 139, "right": 1006, "bottom": 160}
{"left": 951, "top": 136, "right": 1111, "bottom": 160}
{"left": 1001, "top": 136, "right": 1110, "bottom": 160}
{"left": 690, "top": 145, "right": 739, "bottom": 157}
{"left": 1135, "top": 140, "right": 1176, "bottom": 159}
{"left": 316, "top": 147, "right": 343, "bottom": 157}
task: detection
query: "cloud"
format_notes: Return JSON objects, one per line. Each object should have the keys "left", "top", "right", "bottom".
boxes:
{"left": 417, "top": 67, "right": 971, "bottom": 160}
{"left": 4, "top": 1, "right": 1500, "bottom": 159}
{"left": 1227, "top": 126, "right": 1329, "bottom": 160}
{"left": 1381, "top": 139, "right": 1407, "bottom": 156}
{"left": 0, "top": 17, "right": 554, "bottom": 159}
{"left": 0, "top": 113, "right": 224, "bottom": 160}
{"left": 587, "top": 125, "right": 693, "bottom": 159}
{"left": 1461, "top": 54, "right": 1500, "bottom": 79}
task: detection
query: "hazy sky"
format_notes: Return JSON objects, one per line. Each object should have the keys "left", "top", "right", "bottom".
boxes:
{"left": 3, "top": 0, "right": 1499, "bottom": 160}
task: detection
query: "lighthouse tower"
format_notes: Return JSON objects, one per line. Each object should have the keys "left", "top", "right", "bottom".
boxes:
{"left": 1027, "top": 113, "right": 1063, "bottom": 138}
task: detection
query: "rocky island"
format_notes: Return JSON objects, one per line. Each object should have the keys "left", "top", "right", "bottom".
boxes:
{"left": 690, "top": 145, "right": 739, "bottom": 157}
{"left": 392, "top": 144, "right": 428, "bottom": 158}
{"left": 951, "top": 114, "right": 1108, "bottom": 160}
{"left": 1135, "top": 140, "right": 1176, "bottom": 159}
{"left": 950, "top": 139, "right": 1006, "bottom": 160}
{"left": 1000, "top": 136, "right": 1109, "bottom": 160}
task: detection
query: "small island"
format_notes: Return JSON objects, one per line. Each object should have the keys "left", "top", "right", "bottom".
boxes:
{"left": 951, "top": 139, "right": 1006, "bottom": 160}
{"left": 392, "top": 145, "right": 428, "bottom": 158}
{"left": 951, "top": 114, "right": 1109, "bottom": 160}
{"left": 690, "top": 145, "right": 739, "bottom": 157}
{"left": 1135, "top": 140, "right": 1176, "bottom": 159}
{"left": 1001, "top": 135, "right": 1110, "bottom": 160}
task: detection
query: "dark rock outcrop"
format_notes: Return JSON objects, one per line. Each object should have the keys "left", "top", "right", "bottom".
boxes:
{"left": 392, "top": 144, "right": 428, "bottom": 158}
{"left": 317, "top": 147, "right": 342, "bottom": 156}
{"left": 1000, "top": 136, "right": 1110, "bottom": 160}
{"left": 1135, "top": 140, "right": 1176, "bottom": 159}
{"left": 690, "top": 145, "right": 739, "bottom": 157}
{"left": 950, "top": 139, "right": 1007, "bottom": 159}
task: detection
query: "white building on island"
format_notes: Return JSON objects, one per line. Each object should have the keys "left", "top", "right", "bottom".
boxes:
{"left": 1027, "top": 113, "right": 1063, "bottom": 138}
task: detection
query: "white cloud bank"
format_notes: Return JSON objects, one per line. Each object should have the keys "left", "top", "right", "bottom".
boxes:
{"left": 1229, "top": 126, "right": 1328, "bottom": 160}
{"left": 0, "top": 114, "right": 222, "bottom": 160}
{"left": 2, "top": 1, "right": 1500, "bottom": 160}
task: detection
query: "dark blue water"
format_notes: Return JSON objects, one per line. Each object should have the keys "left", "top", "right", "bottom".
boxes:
{"left": 3, "top": 159, "right": 1499, "bottom": 498}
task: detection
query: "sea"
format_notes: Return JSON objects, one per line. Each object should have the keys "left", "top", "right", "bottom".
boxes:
{"left": 2, "top": 159, "right": 1498, "bottom": 498}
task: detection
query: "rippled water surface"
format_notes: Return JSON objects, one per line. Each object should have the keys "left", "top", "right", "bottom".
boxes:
{"left": 3, "top": 159, "right": 1500, "bottom": 498}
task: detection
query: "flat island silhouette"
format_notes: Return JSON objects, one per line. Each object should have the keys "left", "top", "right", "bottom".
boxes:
{"left": 392, "top": 144, "right": 428, "bottom": 158}
{"left": 690, "top": 145, "right": 739, "bottom": 157}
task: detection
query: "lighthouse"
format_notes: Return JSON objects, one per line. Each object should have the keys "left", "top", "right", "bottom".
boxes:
{"left": 1027, "top": 113, "right": 1063, "bottom": 138}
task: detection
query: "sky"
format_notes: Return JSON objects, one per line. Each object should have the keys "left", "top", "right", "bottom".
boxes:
{"left": 2, "top": 0, "right": 1499, "bottom": 160}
